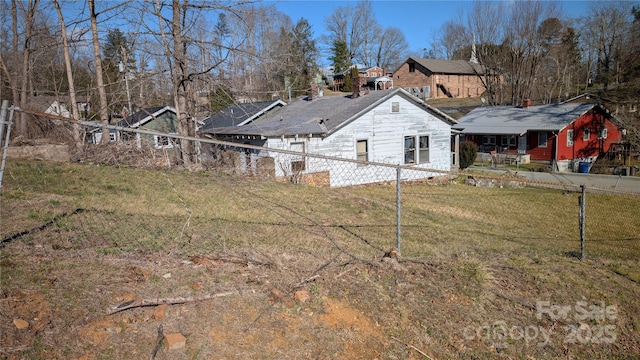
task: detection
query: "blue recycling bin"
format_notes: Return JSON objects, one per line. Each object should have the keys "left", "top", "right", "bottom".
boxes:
{"left": 578, "top": 161, "right": 590, "bottom": 174}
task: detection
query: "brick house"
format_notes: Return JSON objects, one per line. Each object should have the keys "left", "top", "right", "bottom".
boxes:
{"left": 392, "top": 58, "right": 485, "bottom": 99}
{"left": 332, "top": 66, "right": 393, "bottom": 91}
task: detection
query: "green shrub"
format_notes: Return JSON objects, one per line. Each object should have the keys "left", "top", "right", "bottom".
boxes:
{"left": 460, "top": 141, "right": 478, "bottom": 170}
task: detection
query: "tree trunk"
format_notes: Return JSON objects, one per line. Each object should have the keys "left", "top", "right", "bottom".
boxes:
{"left": 53, "top": 0, "right": 81, "bottom": 147}
{"left": 14, "top": 0, "right": 40, "bottom": 138}
{"left": 89, "top": 0, "right": 111, "bottom": 144}
{"left": 172, "top": 0, "right": 193, "bottom": 165}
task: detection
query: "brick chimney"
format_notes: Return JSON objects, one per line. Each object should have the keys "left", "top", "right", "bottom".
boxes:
{"left": 352, "top": 76, "right": 362, "bottom": 99}
{"left": 307, "top": 83, "right": 320, "bottom": 101}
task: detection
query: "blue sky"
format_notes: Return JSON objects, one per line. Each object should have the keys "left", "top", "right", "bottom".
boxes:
{"left": 271, "top": 0, "right": 593, "bottom": 62}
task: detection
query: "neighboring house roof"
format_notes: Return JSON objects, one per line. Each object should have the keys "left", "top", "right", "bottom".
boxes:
{"left": 396, "top": 57, "right": 484, "bottom": 75}
{"left": 28, "top": 95, "right": 91, "bottom": 113}
{"left": 200, "top": 100, "right": 286, "bottom": 131}
{"left": 454, "top": 102, "right": 609, "bottom": 136}
{"left": 204, "top": 88, "right": 457, "bottom": 138}
{"left": 118, "top": 106, "right": 175, "bottom": 128}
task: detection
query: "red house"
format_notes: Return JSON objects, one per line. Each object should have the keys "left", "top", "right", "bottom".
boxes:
{"left": 455, "top": 102, "right": 623, "bottom": 172}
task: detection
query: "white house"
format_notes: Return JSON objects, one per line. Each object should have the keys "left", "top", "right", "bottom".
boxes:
{"left": 202, "top": 88, "right": 458, "bottom": 187}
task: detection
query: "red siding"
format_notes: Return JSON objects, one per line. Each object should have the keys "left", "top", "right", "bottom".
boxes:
{"left": 556, "top": 111, "right": 622, "bottom": 161}
{"left": 462, "top": 108, "right": 623, "bottom": 163}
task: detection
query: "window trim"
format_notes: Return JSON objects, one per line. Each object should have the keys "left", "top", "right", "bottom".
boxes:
{"left": 154, "top": 135, "right": 174, "bottom": 149}
{"left": 404, "top": 134, "right": 430, "bottom": 164}
{"left": 404, "top": 136, "right": 416, "bottom": 164}
{"left": 356, "top": 139, "right": 368, "bottom": 164}
{"left": 599, "top": 128, "right": 608, "bottom": 139}
{"left": 583, "top": 128, "right": 590, "bottom": 141}
{"left": 566, "top": 129, "right": 574, "bottom": 147}
{"left": 482, "top": 135, "right": 496, "bottom": 145}
{"left": 391, "top": 102, "right": 400, "bottom": 113}
{"left": 538, "top": 132, "right": 548, "bottom": 148}
{"left": 418, "top": 135, "right": 430, "bottom": 164}
{"left": 290, "top": 141, "right": 306, "bottom": 172}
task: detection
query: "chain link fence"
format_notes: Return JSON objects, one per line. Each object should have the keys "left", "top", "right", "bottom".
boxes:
{"left": 1, "top": 108, "right": 639, "bottom": 358}
{"left": 2, "top": 108, "right": 639, "bottom": 263}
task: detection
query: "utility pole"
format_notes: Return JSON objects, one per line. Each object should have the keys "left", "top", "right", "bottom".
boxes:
{"left": 119, "top": 46, "right": 132, "bottom": 115}
{"left": 119, "top": 61, "right": 132, "bottom": 116}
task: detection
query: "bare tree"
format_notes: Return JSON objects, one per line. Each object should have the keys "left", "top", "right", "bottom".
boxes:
{"left": 10, "top": 0, "right": 40, "bottom": 137}
{"left": 144, "top": 0, "right": 256, "bottom": 165}
{"left": 88, "top": 0, "right": 110, "bottom": 143}
{"left": 52, "top": 0, "right": 80, "bottom": 145}
{"left": 503, "top": 0, "right": 560, "bottom": 105}
{"left": 438, "top": 20, "right": 468, "bottom": 60}
{"left": 324, "top": 0, "right": 409, "bottom": 71}
{"left": 581, "top": 1, "right": 634, "bottom": 90}
{"left": 466, "top": 0, "right": 506, "bottom": 105}
{"left": 374, "top": 27, "right": 408, "bottom": 70}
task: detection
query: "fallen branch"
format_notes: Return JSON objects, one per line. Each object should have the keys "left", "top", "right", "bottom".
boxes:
{"left": 107, "top": 291, "right": 235, "bottom": 315}
{"left": 195, "top": 253, "right": 273, "bottom": 268}
{"left": 150, "top": 324, "right": 164, "bottom": 360}
{"left": 334, "top": 266, "right": 355, "bottom": 279}
{"left": 294, "top": 274, "right": 321, "bottom": 288}
{"left": 391, "top": 336, "right": 433, "bottom": 360}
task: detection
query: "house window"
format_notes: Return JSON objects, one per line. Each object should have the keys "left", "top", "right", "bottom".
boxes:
{"left": 538, "top": 132, "right": 547, "bottom": 148}
{"left": 109, "top": 132, "right": 116, "bottom": 143}
{"left": 418, "top": 135, "right": 429, "bottom": 163}
{"left": 290, "top": 142, "right": 306, "bottom": 172}
{"left": 404, "top": 135, "right": 429, "bottom": 164}
{"left": 154, "top": 135, "right": 173, "bottom": 149}
{"left": 501, "top": 135, "right": 516, "bottom": 147}
{"left": 583, "top": 128, "right": 590, "bottom": 141}
{"left": 409, "top": 63, "right": 415, "bottom": 73}
{"left": 404, "top": 136, "right": 416, "bottom": 164}
{"left": 482, "top": 135, "right": 496, "bottom": 145}
{"left": 599, "top": 128, "right": 608, "bottom": 139}
{"left": 567, "top": 129, "right": 574, "bottom": 146}
{"left": 356, "top": 140, "right": 368, "bottom": 163}
{"left": 391, "top": 102, "right": 400, "bottom": 113}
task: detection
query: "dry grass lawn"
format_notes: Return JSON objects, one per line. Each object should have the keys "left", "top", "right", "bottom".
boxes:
{"left": 1, "top": 160, "right": 639, "bottom": 359}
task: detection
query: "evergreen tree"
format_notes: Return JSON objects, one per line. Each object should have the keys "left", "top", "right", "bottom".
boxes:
{"left": 103, "top": 29, "right": 134, "bottom": 73}
{"left": 344, "top": 65, "right": 359, "bottom": 93}
{"left": 102, "top": 29, "right": 134, "bottom": 115}
{"left": 289, "top": 18, "right": 318, "bottom": 97}
{"left": 329, "top": 39, "right": 350, "bottom": 74}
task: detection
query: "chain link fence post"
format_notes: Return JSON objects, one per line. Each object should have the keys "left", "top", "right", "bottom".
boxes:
{"left": 396, "top": 164, "right": 401, "bottom": 255}
{"left": 579, "top": 184, "right": 586, "bottom": 260}
{"left": 0, "top": 101, "right": 14, "bottom": 191}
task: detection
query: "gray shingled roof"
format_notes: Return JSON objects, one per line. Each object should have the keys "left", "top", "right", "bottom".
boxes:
{"left": 204, "top": 88, "right": 456, "bottom": 138}
{"left": 454, "top": 102, "right": 602, "bottom": 135}
{"left": 411, "top": 58, "right": 484, "bottom": 75}
{"left": 117, "top": 106, "right": 173, "bottom": 127}
{"left": 200, "top": 100, "right": 285, "bottom": 131}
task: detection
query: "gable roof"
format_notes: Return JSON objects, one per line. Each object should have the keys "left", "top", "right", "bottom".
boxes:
{"left": 204, "top": 88, "right": 456, "bottom": 138}
{"left": 200, "top": 100, "right": 286, "bottom": 131}
{"left": 117, "top": 106, "right": 175, "bottom": 128}
{"left": 454, "top": 102, "right": 606, "bottom": 136}
{"left": 397, "top": 57, "right": 484, "bottom": 76}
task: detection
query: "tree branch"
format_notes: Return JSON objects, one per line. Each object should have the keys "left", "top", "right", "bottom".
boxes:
{"left": 107, "top": 291, "right": 235, "bottom": 315}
